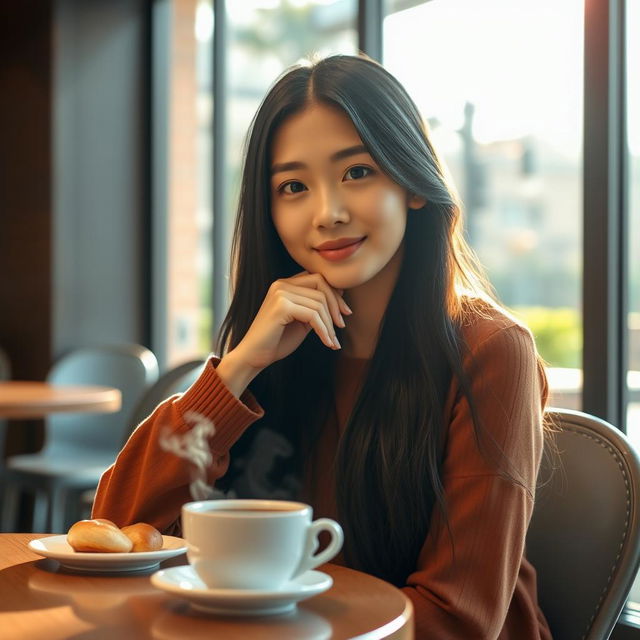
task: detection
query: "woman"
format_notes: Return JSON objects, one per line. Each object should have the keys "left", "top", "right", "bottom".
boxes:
{"left": 94, "top": 54, "right": 552, "bottom": 639}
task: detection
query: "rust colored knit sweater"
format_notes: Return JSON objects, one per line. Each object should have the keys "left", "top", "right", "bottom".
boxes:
{"left": 94, "top": 306, "right": 552, "bottom": 639}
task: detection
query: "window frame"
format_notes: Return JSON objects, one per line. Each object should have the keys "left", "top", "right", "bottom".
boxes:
{"left": 583, "top": 0, "right": 630, "bottom": 429}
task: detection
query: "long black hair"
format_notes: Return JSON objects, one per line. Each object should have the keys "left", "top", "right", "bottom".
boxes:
{"left": 218, "top": 55, "right": 502, "bottom": 586}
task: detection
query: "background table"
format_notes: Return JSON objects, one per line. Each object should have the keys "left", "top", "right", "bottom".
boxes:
{"left": 0, "top": 381, "right": 121, "bottom": 418}
{"left": 0, "top": 533, "right": 414, "bottom": 639}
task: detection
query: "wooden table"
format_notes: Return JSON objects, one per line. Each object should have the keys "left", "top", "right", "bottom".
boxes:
{"left": 0, "top": 533, "right": 414, "bottom": 639}
{"left": 0, "top": 381, "right": 121, "bottom": 418}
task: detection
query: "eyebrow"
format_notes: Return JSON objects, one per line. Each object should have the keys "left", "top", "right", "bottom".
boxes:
{"left": 271, "top": 144, "right": 369, "bottom": 175}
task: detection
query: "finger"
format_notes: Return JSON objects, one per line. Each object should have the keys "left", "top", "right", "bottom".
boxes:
{"left": 284, "top": 292, "right": 338, "bottom": 345}
{"left": 288, "top": 273, "right": 347, "bottom": 327}
{"left": 281, "top": 284, "right": 345, "bottom": 329}
{"left": 282, "top": 298, "right": 339, "bottom": 350}
{"left": 338, "top": 297, "right": 353, "bottom": 316}
{"left": 329, "top": 286, "right": 352, "bottom": 315}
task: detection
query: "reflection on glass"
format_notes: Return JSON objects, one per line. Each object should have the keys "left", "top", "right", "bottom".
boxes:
{"left": 384, "top": 0, "right": 584, "bottom": 408}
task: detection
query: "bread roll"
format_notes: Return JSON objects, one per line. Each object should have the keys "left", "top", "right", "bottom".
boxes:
{"left": 67, "top": 519, "right": 133, "bottom": 553}
{"left": 94, "top": 518, "right": 118, "bottom": 528}
{"left": 121, "top": 523, "right": 163, "bottom": 552}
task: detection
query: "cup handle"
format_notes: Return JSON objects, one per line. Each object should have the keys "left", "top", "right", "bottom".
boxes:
{"left": 292, "top": 518, "right": 344, "bottom": 579}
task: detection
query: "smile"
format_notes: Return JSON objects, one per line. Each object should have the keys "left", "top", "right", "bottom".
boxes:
{"left": 314, "top": 237, "right": 366, "bottom": 262}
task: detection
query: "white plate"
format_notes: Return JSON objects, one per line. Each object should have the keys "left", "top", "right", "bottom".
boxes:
{"left": 150, "top": 565, "right": 332, "bottom": 616}
{"left": 28, "top": 534, "right": 187, "bottom": 573}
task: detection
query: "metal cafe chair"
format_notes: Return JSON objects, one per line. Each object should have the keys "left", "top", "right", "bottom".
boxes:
{"left": 79, "top": 357, "right": 207, "bottom": 519}
{"left": 0, "top": 344, "right": 159, "bottom": 533}
{"left": 127, "top": 358, "right": 206, "bottom": 431}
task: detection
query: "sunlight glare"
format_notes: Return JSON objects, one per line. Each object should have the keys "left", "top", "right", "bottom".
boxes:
{"left": 195, "top": 1, "right": 213, "bottom": 43}
{"left": 384, "top": 0, "right": 584, "bottom": 155}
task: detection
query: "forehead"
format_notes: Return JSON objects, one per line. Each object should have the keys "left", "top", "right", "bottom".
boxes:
{"left": 271, "top": 102, "right": 364, "bottom": 161}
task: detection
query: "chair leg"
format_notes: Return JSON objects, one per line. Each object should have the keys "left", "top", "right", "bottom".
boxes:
{"left": 66, "top": 489, "right": 90, "bottom": 527}
{"left": 32, "top": 490, "right": 49, "bottom": 533}
{"left": 48, "top": 485, "right": 68, "bottom": 534}
{"left": 0, "top": 484, "right": 20, "bottom": 532}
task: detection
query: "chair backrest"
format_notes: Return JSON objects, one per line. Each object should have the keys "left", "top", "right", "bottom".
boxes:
{"left": 527, "top": 408, "right": 640, "bottom": 640}
{"left": 128, "top": 358, "right": 206, "bottom": 431}
{"left": 43, "top": 344, "right": 159, "bottom": 457}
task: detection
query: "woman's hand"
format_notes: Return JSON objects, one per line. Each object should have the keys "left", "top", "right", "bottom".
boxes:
{"left": 236, "top": 271, "right": 351, "bottom": 368}
{"left": 217, "top": 272, "right": 351, "bottom": 397}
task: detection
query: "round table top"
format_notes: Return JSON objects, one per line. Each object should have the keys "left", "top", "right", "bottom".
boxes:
{"left": 0, "top": 533, "right": 414, "bottom": 640}
{"left": 0, "top": 381, "right": 122, "bottom": 418}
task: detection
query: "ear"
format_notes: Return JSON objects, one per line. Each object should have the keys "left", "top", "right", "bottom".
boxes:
{"left": 407, "top": 193, "right": 427, "bottom": 210}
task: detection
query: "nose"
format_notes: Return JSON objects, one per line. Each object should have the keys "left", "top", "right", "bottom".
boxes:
{"left": 312, "top": 186, "right": 349, "bottom": 228}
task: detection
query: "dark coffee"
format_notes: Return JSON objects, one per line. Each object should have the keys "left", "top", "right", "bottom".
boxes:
{"left": 208, "top": 506, "right": 301, "bottom": 514}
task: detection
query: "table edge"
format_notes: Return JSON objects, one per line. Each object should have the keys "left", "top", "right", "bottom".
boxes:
{"left": 349, "top": 593, "right": 414, "bottom": 640}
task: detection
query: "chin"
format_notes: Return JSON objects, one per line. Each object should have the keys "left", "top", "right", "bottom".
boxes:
{"left": 318, "top": 270, "right": 369, "bottom": 291}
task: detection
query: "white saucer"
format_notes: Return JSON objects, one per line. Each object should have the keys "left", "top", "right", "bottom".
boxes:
{"left": 28, "top": 535, "right": 187, "bottom": 573}
{"left": 150, "top": 565, "right": 333, "bottom": 616}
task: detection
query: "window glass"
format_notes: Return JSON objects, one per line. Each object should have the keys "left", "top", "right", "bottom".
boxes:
{"left": 164, "top": 0, "right": 214, "bottom": 365}
{"left": 384, "top": 0, "right": 584, "bottom": 409}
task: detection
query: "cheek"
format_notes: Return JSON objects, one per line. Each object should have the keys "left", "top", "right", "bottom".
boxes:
{"left": 381, "top": 188, "right": 406, "bottom": 214}
{"left": 370, "top": 189, "right": 407, "bottom": 236}
{"left": 272, "top": 213, "right": 306, "bottom": 259}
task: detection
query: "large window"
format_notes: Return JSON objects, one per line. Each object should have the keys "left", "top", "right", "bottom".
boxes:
{"left": 384, "top": 0, "right": 584, "bottom": 410}
{"left": 157, "top": 0, "right": 633, "bottom": 438}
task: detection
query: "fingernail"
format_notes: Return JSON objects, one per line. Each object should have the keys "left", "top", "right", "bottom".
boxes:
{"left": 342, "top": 302, "right": 353, "bottom": 315}
{"left": 338, "top": 315, "right": 346, "bottom": 328}
{"left": 333, "top": 336, "right": 341, "bottom": 349}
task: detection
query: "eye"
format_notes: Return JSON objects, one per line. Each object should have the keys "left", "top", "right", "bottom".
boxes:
{"left": 344, "top": 165, "right": 372, "bottom": 181}
{"left": 280, "top": 180, "right": 307, "bottom": 195}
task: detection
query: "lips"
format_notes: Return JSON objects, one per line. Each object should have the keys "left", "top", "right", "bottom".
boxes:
{"left": 315, "top": 237, "right": 365, "bottom": 251}
{"left": 314, "top": 236, "right": 366, "bottom": 262}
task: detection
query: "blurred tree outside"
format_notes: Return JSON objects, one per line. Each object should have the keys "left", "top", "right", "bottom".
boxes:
{"left": 200, "top": 307, "right": 214, "bottom": 354}
{"left": 233, "top": 0, "right": 349, "bottom": 67}
{"left": 512, "top": 306, "right": 582, "bottom": 368}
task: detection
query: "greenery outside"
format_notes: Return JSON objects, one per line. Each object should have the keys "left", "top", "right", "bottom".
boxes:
{"left": 512, "top": 306, "right": 582, "bottom": 368}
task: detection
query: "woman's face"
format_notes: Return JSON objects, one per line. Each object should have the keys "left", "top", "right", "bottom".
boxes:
{"left": 270, "top": 102, "right": 424, "bottom": 291}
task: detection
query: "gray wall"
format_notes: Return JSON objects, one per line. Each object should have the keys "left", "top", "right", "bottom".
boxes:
{"left": 53, "top": 0, "right": 147, "bottom": 355}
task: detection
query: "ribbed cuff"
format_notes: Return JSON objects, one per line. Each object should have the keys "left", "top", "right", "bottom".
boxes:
{"left": 174, "top": 356, "right": 264, "bottom": 454}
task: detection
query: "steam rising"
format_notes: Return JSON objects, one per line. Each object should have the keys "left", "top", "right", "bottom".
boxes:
{"left": 159, "top": 411, "right": 223, "bottom": 500}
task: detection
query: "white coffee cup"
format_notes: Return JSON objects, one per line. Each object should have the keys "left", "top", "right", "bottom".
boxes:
{"left": 181, "top": 499, "right": 344, "bottom": 591}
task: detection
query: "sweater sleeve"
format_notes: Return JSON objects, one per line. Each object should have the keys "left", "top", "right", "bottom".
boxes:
{"left": 401, "top": 324, "right": 548, "bottom": 640}
{"left": 92, "top": 357, "right": 264, "bottom": 534}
